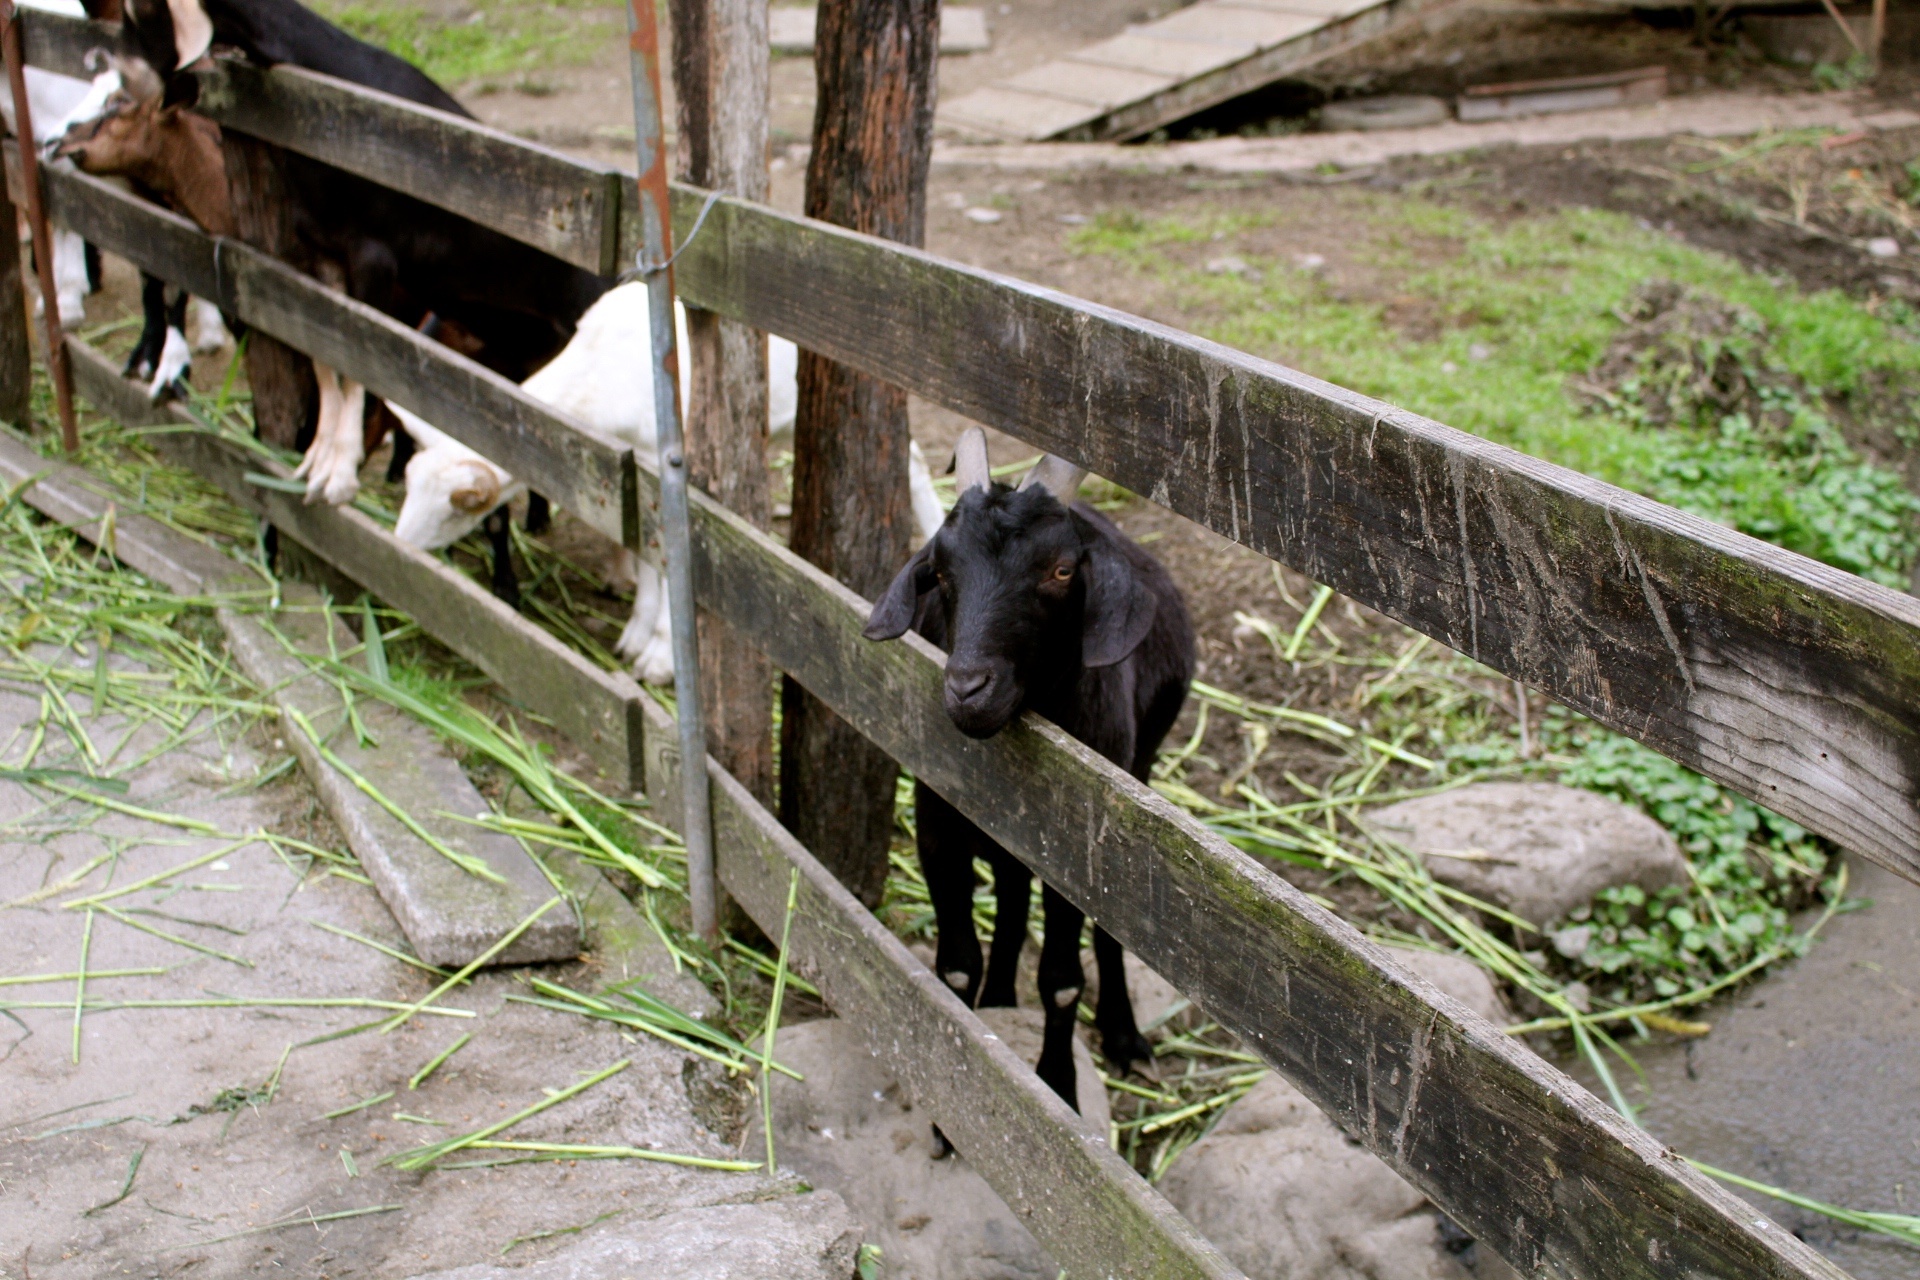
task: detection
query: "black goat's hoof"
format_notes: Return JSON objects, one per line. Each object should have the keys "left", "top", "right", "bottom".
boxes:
{"left": 1099, "top": 1029, "right": 1155, "bottom": 1078}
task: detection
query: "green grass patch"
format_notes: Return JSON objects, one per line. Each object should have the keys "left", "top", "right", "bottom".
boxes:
{"left": 1072, "top": 200, "right": 1920, "bottom": 586}
{"left": 314, "top": 0, "right": 621, "bottom": 88}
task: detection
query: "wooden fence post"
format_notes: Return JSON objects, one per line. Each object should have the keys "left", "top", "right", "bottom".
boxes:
{"left": 778, "top": 0, "right": 938, "bottom": 905}
{"left": 220, "top": 131, "right": 315, "bottom": 451}
{"left": 669, "top": 0, "right": 774, "bottom": 806}
{"left": 0, "top": 166, "right": 31, "bottom": 427}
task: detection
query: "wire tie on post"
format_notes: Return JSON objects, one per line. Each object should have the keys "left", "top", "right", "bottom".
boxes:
{"left": 621, "top": 188, "right": 724, "bottom": 282}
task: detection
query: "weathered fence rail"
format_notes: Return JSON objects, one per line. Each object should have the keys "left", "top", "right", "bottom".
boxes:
{"left": 28, "top": 9, "right": 1911, "bottom": 889}
{"left": 9, "top": 10, "right": 1891, "bottom": 1278}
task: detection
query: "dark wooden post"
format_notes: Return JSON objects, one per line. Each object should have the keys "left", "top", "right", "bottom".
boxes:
{"left": 779, "top": 0, "right": 938, "bottom": 906}
{"left": 0, "top": 167, "right": 32, "bottom": 427}
{"left": 220, "top": 132, "right": 315, "bottom": 451}
{"left": 669, "top": 0, "right": 775, "bottom": 806}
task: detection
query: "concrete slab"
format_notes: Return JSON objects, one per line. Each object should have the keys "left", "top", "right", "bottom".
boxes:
{"left": 770, "top": 4, "right": 990, "bottom": 54}
{"left": 1066, "top": 33, "right": 1256, "bottom": 79}
{"left": 938, "top": 86, "right": 1107, "bottom": 141}
{"left": 1003, "top": 60, "right": 1179, "bottom": 109}
{"left": 1137, "top": 3, "right": 1323, "bottom": 47}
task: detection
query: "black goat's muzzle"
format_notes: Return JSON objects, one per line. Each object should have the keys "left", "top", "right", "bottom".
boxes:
{"left": 943, "top": 659, "right": 1021, "bottom": 740}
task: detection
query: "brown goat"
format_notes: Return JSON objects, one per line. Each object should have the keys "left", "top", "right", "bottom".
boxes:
{"left": 57, "top": 94, "right": 232, "bottom": 238}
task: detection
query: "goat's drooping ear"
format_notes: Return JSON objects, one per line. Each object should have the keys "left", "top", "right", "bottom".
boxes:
{"left": 953, "top": 427, "right": 990, "bottom": 495}
{"left": 1076, "top": 518, "right": 1157, "bottom": 668}
{"left": 1018, "top": 454, "right": 1088, "bottom": 505}
{"left": 449, "top": 463, "right": 502, "bottom": 514}
{"left": 164, "top": 0, "right": 213, "bottom": 68}
{"left": 863, "top": 540, "right": 936, "bottom": 641}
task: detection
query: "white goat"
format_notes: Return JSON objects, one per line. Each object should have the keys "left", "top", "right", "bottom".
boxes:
{"left": 392, "top": 282, "right": 943, "bottom": 685}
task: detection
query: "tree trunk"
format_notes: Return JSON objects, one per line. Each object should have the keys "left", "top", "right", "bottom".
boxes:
{"left": 669, "top": 0, "right": 775, "bottom": 806}
{"left": 779, "top": 0, "right": 937, "bottom": 906}
{"left": 221, "top": 132, "right": 316, "bottom": 452}
{"left": 0, "top": 173, "right": 32, "bottom": 428}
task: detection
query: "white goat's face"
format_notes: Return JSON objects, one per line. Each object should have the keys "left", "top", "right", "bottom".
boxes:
{"left": 393, "top": 452, "right": 502, "bottom": 550}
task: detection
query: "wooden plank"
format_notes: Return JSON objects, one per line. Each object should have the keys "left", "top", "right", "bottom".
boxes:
{"left": 65, "top": 335, "right": 651, "bottom": 790}
{"left": 1002, "top": 60, "right": 1179, "bottom": 109}
{"left": 191, "top": 58, "right": 623, "bottom": 277}
{"left": 667, "top": 187, "right": 1920, "bottom": 888}
{"left": 29, "top": 160, "right": 639, "bottom": 549}
{"left": 1136, "top": 4, "right": 1324, "bottom": 47}
{"left": 0, "top": 137, "right": 29, "bottom": 428}
{"left": 672, "top": 474, "right": 1850, "bottom": 1280}
{"left": 637, "top": 690, "right": 1240, "bottom": 1280}
{"left": 17, "top": 8, "right": 127, "bottom": 79}
{"left": 935, "top": 86, "right": 1106, "bottom": 141}
{"left": 1074, "top": 0, "right": 1449, "bottom": 140}
{"left": 1066, "top": 33, "right": 1254, "bottom": 78}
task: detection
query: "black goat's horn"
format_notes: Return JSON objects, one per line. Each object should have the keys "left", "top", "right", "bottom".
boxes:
{"left": 1018, "top": 454, "right": 1087, "bottom": 504}
{"left": 953, "top": 427, "right": 991, "bottom": 494}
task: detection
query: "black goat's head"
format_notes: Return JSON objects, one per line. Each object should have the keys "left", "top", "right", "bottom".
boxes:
{"left": 864, "top": 429, "right": 1157, "bottom": 739}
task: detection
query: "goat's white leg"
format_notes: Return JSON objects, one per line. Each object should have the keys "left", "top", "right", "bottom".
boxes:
{"left": 47, "top": 228, "right": 88, "bottom": 329}
{"left": 188, "top": 299, "right": 231, "bottom": 353}
{"left": 293, "top": 363, "right": 364, "bottom": 506}
{"left": 616, "top": 556, "right": 675, "bottom": 685}
{"left": 146, "top": 324, "right": 191, "bottom": 402}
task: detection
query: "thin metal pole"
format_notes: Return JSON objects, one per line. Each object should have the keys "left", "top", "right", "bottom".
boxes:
{"left": 626, "top": 0, "right": 717, "bottom": 939}
{"left": 0, "top": 0, "right": 76, "bottom": 453}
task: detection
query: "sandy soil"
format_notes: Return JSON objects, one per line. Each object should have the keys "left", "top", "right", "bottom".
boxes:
{"left": 0, "top": 640, "right": 795, "bottom": 1279}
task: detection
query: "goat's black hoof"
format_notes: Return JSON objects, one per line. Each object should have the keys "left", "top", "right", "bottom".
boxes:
{"left": 123, "top": 355, "right": 155, "bottom": 381}
{"left": 1099, "top": 1028, "right": 1155, "bottom": 1078}
{"left": 929, "top": 1124, "right": 954, "bottom": 1159}
{"left": 524, "top": 493, "right": 551, "bottom": 535}
{"left": 492, "top": 577, "right": 522, "bottom": 610}
{"left": 1036, "top": 1056, "right": 1080, "bottom": 1112}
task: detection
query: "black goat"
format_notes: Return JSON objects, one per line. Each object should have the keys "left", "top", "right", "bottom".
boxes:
{"left": 864, "top": 428, "right": 1194, "bottom": 1109}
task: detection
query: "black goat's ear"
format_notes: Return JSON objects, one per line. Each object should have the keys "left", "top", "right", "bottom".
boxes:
{"left": 864, "top": 541, "right": 936, "bottom": 641}
{"left": 1079, "top": 530, "right": 1156, "bottom": 668}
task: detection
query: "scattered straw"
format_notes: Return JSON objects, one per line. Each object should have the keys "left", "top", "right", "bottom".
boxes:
{"left": 378, "top": 896, "right": 563, "bottom": 1033}
{"left": 390, "top": 1059, "right": 629, "bottom": 1172}
{"left": 408, "top": 1033, "right": 471, "bottom": 1090}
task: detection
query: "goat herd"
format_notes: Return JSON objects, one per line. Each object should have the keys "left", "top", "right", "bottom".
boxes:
{"left": 10, "top": 0, "right": 1200, "bottom": 1109}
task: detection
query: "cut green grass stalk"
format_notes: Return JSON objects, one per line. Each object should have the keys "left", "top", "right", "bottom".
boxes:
{"left": 323, "top": 1090, "right": 395, "bottom": 1120}
{"left": 514, "top": 978, "right": 799, "bottom": 1078}
{"left": 306, "top": 920, "right": 451, "bottom": 977}
{"left": 82, "top": 1143, "right": 145, "bottom": 1216}
{"left": 1690, "top": 1161, "right": 1920, "bottom": 1249}
{"left": 286, "top": 707, "right": 502, "bottom": 883}
{"left": 163, "top": 1203, "right": 401, "bottom": 1249}
{"left": 463, "top": 1140, "right": 760, "bottom": 1171}
{"left": 97, "top": 905, "right": 253, "bottom": 967}
{"left": 0, "top": 967, "right": 163, "bottom": 986}
{"left": 379, "top": 896, "right": 563, "bottom": 1033}
{"left": 760, "top": 868, "right": 800, "bottom": 1174}
{"left": 1282, "top": 584, "right": 1333, "bottom": 661}
{"left": 63, "top": 839, "right": 252, "bottom": 909}
{"left": 71, "top": 908, "right": 93, "bottom": 1062}
{"left": 1, "top": 997, "right": 473, "bottom": 1016}
{"left": 408, "top": 1032, "right": 470, "bottom": 1089}
{"left": 389, "top": 1059, "right": 629, "bottom": 1171}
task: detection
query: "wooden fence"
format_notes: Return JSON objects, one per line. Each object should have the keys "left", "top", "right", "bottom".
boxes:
{"left": 15, "top": 10, "right": 1915, "bottom": 1278}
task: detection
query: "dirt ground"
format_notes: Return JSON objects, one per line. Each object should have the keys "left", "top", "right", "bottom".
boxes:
{"left": 0, "top": 636, "right": 822, "bottom": 1278}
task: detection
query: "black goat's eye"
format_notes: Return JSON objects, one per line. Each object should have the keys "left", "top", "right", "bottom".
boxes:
{"left": 1052, "top": 564, "right": 1073, "bottom": 581}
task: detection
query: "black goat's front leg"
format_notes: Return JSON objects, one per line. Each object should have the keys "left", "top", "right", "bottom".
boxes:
{"left": 525, "top": 492, "right": 551, "bottom": 534}
{"left": 483, "top": 505, "right": 520, "bottom": 608}
{"left": 123, "top": 273, "right": 169, "bottom": 380}
{"left": 915, "top": 781, "right": 985, "bottom": 1008}
{"left": 979, "top": 846, "right": 1029, "bottom": 1008}
{"left": 1035, "top": 884, "right": 1085, "bottom": 1111}
{"left": 1093, "top": 925, "right": 1152, "bottom": 1074}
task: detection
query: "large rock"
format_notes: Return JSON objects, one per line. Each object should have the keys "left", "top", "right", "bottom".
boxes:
{"left": 1161, "top": 1071, "right": 1519, "bottom": 1280}
{"left": 409, "top": 1193, "right": 862, "bottom": 1280}
{"left": 1363, "top": 781, "right": 1686, "bottom": 928}
{"left": 748, "top": 1013, "right": 1108, "bottom": 1280}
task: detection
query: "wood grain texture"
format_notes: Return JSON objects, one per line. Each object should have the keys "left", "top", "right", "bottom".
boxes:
{"left": 636, "top": 691, "right": 1242, "bottom": 1280}
{"left": 673, "top": 475, "right": 1852, "bottom": 1280}
{"left": 16, "top": 7, "right": 127, "bottom": 79}
{"left": 30, "top": 161, "right": 639, "bottom": 549}
{"left": 670, "top": 0, "right": 775, "bottom": 804}
{"left": 0, "top": 166, "right": 31, "bottom": 428}
{"left": 667, "top": 186, "right": 1920, "bottom": 889}
{"left": 64, "top": 336, "right": 650, "bottom": 789}
{"left": 192, "top": 58, "right": 622, "bottom": 277}
{"left": 220, "top": 131, "right": 316, "bottom": 450}
{"left": 780, "top": 0, "right": 938, "bottom": 903}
